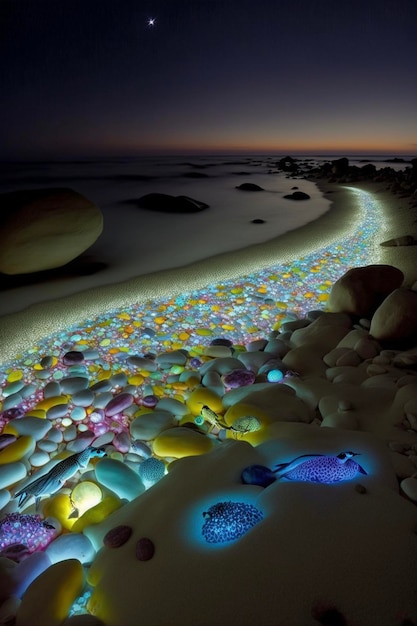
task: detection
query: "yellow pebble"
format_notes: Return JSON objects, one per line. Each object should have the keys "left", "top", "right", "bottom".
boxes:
{"left": 196, "top": 328, "right": 212, "bottom": 336}
{"left": 16, "top": 559, "right": 84, "bottom": 626}
{"left": 186, "top": 388, "right": 223, "bottom": 415}
{"left": 72, "top": 495, "right": 123, "bottom": 533}
{"left": 7, "top": 370, "right": 23, "bottom": 382}
{"left": 128, "top": 374, "right": 144, "bottom": 386}
{"left": 2, "top": 424, "right": 19, "bottom": 437}
{"left": 0, "top": 436, "right": 35, "bottom": 465}
{"left": 34, "top": 396, "right": 68, "bottom": 411}
{"left": 41, "top": 493, "right": 76, "bottom": 531}
{"left": 25, "top": 409, "right": 46, "bottom": 419}
{"left": 153, "top": 427, "right": 214, "bottom": 458}
{"left": 223, "top": 403, "right": 269, "bottom": 445}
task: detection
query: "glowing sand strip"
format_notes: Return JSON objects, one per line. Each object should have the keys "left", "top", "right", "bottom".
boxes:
{"left": 0, "top": 188, "right": 382, "bottom": 397}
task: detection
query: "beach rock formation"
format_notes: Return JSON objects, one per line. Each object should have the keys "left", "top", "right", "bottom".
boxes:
{"left": 370, "top": 288, "right": 417, "bottom": 344}
{"left": 275, "top": 155, "right": 299, "bottom": 172}
{"left": 327, "top": 264, "right": 404, "bottom": 317}
{"left": 235, "top": 183, "right": 264, "bottom": 191}
{"left": 283, "top": 191, "right": 310, "bottom": 200}
{"left": 0, "top": 188, "right": 103, "bottom": 275}
{"left": 134, "top": 193, "right": 209, "bottom": 213}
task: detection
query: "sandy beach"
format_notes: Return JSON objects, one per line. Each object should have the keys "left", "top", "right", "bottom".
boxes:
{"left": 1, "top": 176, "right": 417, "bottom": 626}
{"left": 1, "top": 177, "right": 416, "bottom": 363}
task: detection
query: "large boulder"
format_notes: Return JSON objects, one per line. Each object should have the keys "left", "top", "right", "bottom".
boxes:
{"left": 370, "top": 288, "right": 417, "bottom": 343}
{"left": 235, "top": 183, "right": 264, "bottom": 192}
{"left": 0, "top": 188, "right": 103, "bottom": 275}
{"left": 283, "top": 191, "right": 310, "bottom": 200}
{"left": 327, "top": 265, "right": 404, "bottom": 317}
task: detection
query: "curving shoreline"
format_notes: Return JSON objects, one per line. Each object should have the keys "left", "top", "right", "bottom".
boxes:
{"left": 0, "top": 179, "right": 416, "bottom": 364}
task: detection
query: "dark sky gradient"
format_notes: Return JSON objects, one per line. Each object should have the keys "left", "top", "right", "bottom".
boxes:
{"left": 1, "top": 0, "right": 417, "bottom": 159}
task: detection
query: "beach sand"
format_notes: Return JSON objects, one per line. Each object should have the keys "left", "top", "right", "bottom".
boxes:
{"left": 1, "top": 179, "right": 416, "bottom": 363}
{"left": 1, "top": 179, "right": 417, "bottom": 626}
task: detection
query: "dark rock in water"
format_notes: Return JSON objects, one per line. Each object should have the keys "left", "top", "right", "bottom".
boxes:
{"left": 331, "top": 157, "right": 350, "bottom": 176}
{"left": 235, "top": 183, "right": 264, "bottom": 191}
{"left": 251, "top": 218, "right": 266, "bottom": 224}
{"left": 135, "top": 193, "right": 209, "bottom": 213}
{"left": 276, "top": 156, "right": 299, "bottom": 172}
{"left": 241, "top": 464, "right": 276, "bottom": 487}
{"left": 283, "top": 191, "right": 310, "bottom": 200}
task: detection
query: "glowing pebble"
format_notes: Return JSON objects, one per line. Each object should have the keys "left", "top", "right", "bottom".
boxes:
{"left": 186, "top": 388, "right": 223, "bottom": 415}
{"left": 153, "top": 427, "right": 214, "bottom": 458}
{"left": 71, "top": 481, "right": 102, "bottom": 517}
{"left": 7, "top": 370, "right": 23, "bottom": 382}
{"left": 0, "top": 436, "right": 35, "bottom": 465}
{"left": 34, "top": 396, "right": 68, "bottom": 411}
{"left": 71, "top": 496, "right": 123, "bottom": 533}
{"left": 15, "top": 558, "right": 84, "bottom": 626}
{"left": 42, "top": 494, "right": 76, "bottom": 531}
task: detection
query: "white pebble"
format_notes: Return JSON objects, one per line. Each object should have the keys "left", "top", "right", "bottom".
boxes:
{"left": 29, "top": 450, "right": 51, "bottom": 467}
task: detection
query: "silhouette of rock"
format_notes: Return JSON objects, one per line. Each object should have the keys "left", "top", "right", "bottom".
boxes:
{"left": 235, "top": 183, "right": 264, "bottom": 191}
{"left": 134, "top": 193, "right": 209, "bottom": 213}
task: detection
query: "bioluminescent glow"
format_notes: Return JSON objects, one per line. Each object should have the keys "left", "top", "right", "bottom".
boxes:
{"left": 0, "top": 513, "right": 57, "bottom": 557}
{"left": 273, "top": 451, "right": 368, "bottom": 483}
{"left": 201, "top": 501, "right": 264, "bottom": 544}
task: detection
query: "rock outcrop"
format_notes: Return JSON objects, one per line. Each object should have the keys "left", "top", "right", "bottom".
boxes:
{"left": 0, "top": 188, "right": 103, "bottom": 275}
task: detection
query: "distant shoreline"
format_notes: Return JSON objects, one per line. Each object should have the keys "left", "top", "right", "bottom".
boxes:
{"left": 0, "top": 177, "right": 416, "bottom": 364}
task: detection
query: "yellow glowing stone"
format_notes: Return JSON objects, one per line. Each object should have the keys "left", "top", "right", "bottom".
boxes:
{"left": 41, "top": 493, "right": 76, "bottom": 530}
{"left": 34, "top": 396, "right": 68, "bottom": 411}
{"left": 117, "top": 312, "right": 131, "bottom": 320}
{"left": 128, "top": 374, "right": 144, "bottom": 385}
{"left": 25, "top": 409, "right": 46, "bottom": 419}
{"left": 196, "top": 328, "right": 212, "bottom": 336}
{"left": 71, "top": 495, "right": 123, "bottom": 533}
{"left": 70, "top": 481, "right": 102, "bottom": 517}
{"left": 7, "top": 370, "right": 23, "bottom": 382}
{"left": 0, "top": 436, "right": 35, "bottom": 465}
{"left": 186, "top": 388, "right": 223, "bottom": 415}
{"left": 16, "top": 560, "right": 84, "bottom": 626}
{"left": 304, "top": 292, "right": 315, "bottom": 298}
{"left": 318, "top": 293, "right": 329, "bottom": 301}
{"left": 2, "top": 423, "right": 19, "bottom": 436}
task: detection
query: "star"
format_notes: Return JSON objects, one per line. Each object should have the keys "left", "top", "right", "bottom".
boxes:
{"left": 147, "top": 17, "right": 156, "bottom": 27}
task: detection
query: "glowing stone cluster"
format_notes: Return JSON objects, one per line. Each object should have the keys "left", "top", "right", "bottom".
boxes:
{"left": 0, "top": 512, "right": 57, "bottom": 556}
{"left": 201, "top": 501, "right": 264, "bottom": 544}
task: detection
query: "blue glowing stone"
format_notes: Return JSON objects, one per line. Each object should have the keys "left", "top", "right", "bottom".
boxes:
{"left": 137, "top": 457, "right": 166, "bottom": 488}
{"left": 274, "top": 451, "right": 367, "bottom": 483}
{"left": 267, "top": 368, "right": 284, "bottom": 382}
{"left": 201, "top": 501, "right": 263, "bottom": 544}
{"left": 241, "top": 464, "right": 277, "bottom": 487}
{"left": 194, "top": 415, "right": 205, "bottom": 426}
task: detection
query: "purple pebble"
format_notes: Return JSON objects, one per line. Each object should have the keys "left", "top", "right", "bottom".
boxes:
{"left": 104, "top": 393, "right": 134, "bottom": 417}
{"left": 222, "top": 369, "right": 256, "bottom": 388}
{"left": 141, "top": 395, "right": 158, "bottom": 409}
{"left": 0, "top": 434, "right": 17, "bottom": 450}
{"left": 136, "top": 537, "right": 155, "bottom": 561}
{"left": 104, "top": 525, "right": 133, "bottom": 548}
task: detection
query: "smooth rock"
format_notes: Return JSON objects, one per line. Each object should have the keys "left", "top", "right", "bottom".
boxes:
{"left": 156, "top": 350, "right": 188, "bottom": 367}
{"left": 130, "top": 410, "right": 174, "bottom": 441}
{"left": 237, "top": 350, "right": 271, "bottom": 372}
{"left": 0, "top": 187, "right": 100, "bottom": 274}
{"left": 370, "top": 288, "right": 417, "bottom": 343}
{"left": 6, "top": 417, "right": 52, "bottom": 441}
{"left": 153, "top": 427, "right": 214, "bottom": 458}
{"left": 29, "top": 450, "right": 50, "bottom": 467}
{"left": 328, "top": 264, "right": 404, "bottom": 317}
{"left": 72, "top": 389, "right": 95, "bottom": 407}
{"left": 104, "top": 393, "right": 134, "bottom": 417}
{"left": 60, "top": 376, "right": 89, "bottom": 394}
{"left": 15, "top": 558, "right": 85, "bottom": 626}
{"left": 155, "top": 397, "right": 188, "bottom": 417}
{"left": 12, "top": 551, "right": 52, "bottom": 598}
{"left": 46, "top": 533, "right": 96, "bottom": 564}
{"left": 0, "top": 436, "right": 35, "bottom": 465}
{"left": 199, "top": 357, "right": 245, "bottom": 376}
{"left": 94, "top": 458, "right": 145, "bottom": 501}
{"left": 400, "top": 476, "right": 417, "bottom": 502}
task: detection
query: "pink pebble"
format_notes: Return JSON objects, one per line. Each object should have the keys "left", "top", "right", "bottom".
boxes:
{"left": 104, "top": 393, "right": 134, "bottom": 417}
{"left": 104, "top": 525, "right": 132, "bottom": 548}
{"left": 113, "top": 431, "right": 131, "bottom": 454}
{"left": 136, "top": 537, "right": 155, "bottom": 561}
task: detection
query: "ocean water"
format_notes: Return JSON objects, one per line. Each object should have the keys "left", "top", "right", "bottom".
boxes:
{"left": 0, "top": 154, "right": 412, "bottom": 314}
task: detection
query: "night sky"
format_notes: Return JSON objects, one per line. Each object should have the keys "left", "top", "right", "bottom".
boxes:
{"left": 1, "top": 0, "right": 417, "bottom": 159}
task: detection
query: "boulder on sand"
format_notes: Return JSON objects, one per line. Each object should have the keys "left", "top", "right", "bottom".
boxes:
{"left": 327, "top": 264, "right": 404, "bottom": 317}
{"left": 370, "top": 288, "right": 417, "bottom": 344}
{"left": 0, "top": 188, "right": 103, "bottom": 275}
